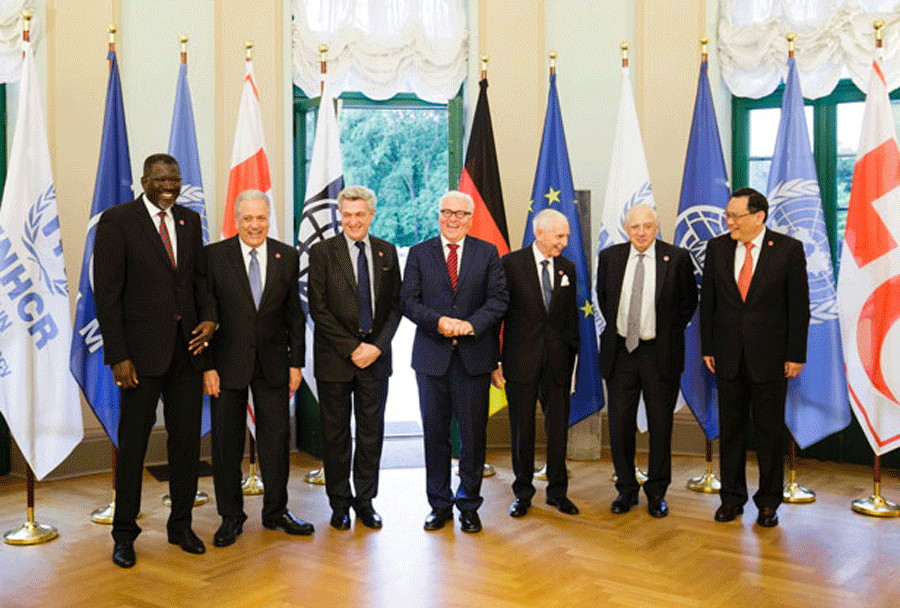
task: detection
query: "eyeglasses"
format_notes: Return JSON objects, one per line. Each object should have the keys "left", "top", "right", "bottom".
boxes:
{"left": 724, "top": 210, "right": 756, "bottom": 221}
{"left": 440, "top": 209, "right": 472, "bottom": 219}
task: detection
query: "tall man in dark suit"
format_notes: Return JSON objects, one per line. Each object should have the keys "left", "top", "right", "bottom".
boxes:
{"left": 203, "top": 190, "right": 314, "bottom": 546}
{"left": 94, "top": 153, "right": 216, "bottom": 568}
{"left": 596, "top": 204, "right": 697, "bottom": 518}
{"left": 491, "top": 209, "right": 579, "bottom": 518}
{"left": 401, "top": 191, "right": 508, "bottom": 533}
{"left": 701, "top": 187, "right": 809, "bottom": 528}
{"left": 309, "top": 186, "right": 401, "bottom": 531}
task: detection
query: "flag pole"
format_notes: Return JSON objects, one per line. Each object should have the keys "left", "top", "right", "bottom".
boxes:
{"left": 303, "top": 42, "right": 331, "bottom": 487}
{"left": 774, "top": 32, "right": 816, "bottom": 505}
{"left": 238, "top": 40, "right": 266, "bottom": 495}
{"left": 849, "top": 19, "right": 899, "bottom": 518}
{"left": 685, "top": 35, "right": 722, "bottom": 495}
{"left": 3, "top": 10, "right": 60, "bottom": 546}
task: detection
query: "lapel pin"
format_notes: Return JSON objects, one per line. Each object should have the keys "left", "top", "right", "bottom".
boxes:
{"left": 768, "top": 240, "right": 774, "bottom": 246}
{"left": 378, "top": 251, "right": 384, "bottom": 257}
{"left": 178, "top": 219, "right": 185, "bottom": 226}
{"left": 558, "top": 270, "right": 563, "bottom": 275}
{"left": 663, "top": 255, "right": 670, "bottom": 261}
{"left": 275, "top": 252, "right": 281, "bottom": 259}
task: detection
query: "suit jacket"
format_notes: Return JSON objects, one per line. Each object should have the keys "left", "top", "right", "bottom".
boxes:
{"left": 700, "top": 229, "right": 809, "bottom": 383}
{"left": 204, "top": 236, "right": 304, "bottom": 389}
{"left": 596, "top": 240, "right": 697, "bottom": 380}
{"left": 94, "top": 196, "right": 211, "bottom": 376}
{"left": 308, "top": 234, "right": 401, "bottom": 382}
{"left": 500, "top": 247, "right": 578, "bottom": 386}
{"left": 401, "top": 235, "right": 508, "bottom": 377}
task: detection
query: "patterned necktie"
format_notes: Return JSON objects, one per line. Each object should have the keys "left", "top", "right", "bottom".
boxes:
{"left": 737, "top": 242, "right": 754, "bottom": 301}
{"left": 157, "top": 211, "right": 175, "bottom": 268}
{"left": 625, "top": 253, "right": 645, "bottom": 353}
{"left": 248, "top": 248, "right": 262, "bottom": 309}
{"left": 447, "top": 243, "right": 459, "bottom": 291}
{"left": 541, "top": 259, "right": 552, "bottom": 310}
{"left": 356, "top": 241, "right": 373, "bottom": 334}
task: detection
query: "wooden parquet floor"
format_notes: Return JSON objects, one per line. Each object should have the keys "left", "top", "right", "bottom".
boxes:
{"left": 0, "top": 450, "right": 899, "bottom": 608}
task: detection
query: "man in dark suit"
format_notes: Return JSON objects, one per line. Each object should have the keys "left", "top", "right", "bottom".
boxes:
{"left": 309, "top": 186, "right": 401, "bottom": 531}
{"left": 596, "top": 204, "right": 697, "bottom": 518}
{"left": 401, "top": 191, "right": 508, "bottom": 533}
{"left": 701, "top": 187, "right": 809, "bottom": 528}
{"left": 94, "top": 153, "right": 216, "bottom": 568}
{"left": 203, "top": 190, "right": 313, "bottom": 546}
{"left": 491, "top": 209, "right": 579, "bottom": 518}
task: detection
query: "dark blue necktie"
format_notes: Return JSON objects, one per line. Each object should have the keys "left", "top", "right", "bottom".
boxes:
{"left": 356, "top": 241, "right": 373, "bottom": 334}
{"left": 541, "top": 259, "right": 552, "bottom": 310}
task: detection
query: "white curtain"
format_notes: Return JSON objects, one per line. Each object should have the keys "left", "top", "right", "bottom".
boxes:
{"left": 292, "top": 0, "right": 467, "bottom": 103}
{"left": 719, "top": 0, "right": 900, "bottom": 98}
{"left": 0, "top": 0, "right": 37, "bottom": 83}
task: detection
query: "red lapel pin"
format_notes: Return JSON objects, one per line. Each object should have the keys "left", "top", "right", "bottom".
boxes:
{"left": 768, "top": 240, "right": 774, "bottom": 246}
{"left": 378, "top": 251, "right": 384, "bottom": 257}
{"left": 179, "top": 219, "right": 185, "bottom": 226}
{"left": 275, "top": 252, "right": 281, "bottom": 259}
{"left": 663, "top": 255, "right": 670, "bottom": 262}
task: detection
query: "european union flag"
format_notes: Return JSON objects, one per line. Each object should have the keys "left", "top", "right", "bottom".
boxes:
{"left": 766, "top": 56, "right": 850, "bottom": 449}
{"left": 69, "top": 51, "right": 132, "bottom": 446}
{"left": 169, "top": 60, "right": 212, "bottom": 436}
{"left": 673, "top": 59, "right": 729, "bottom": 440}
{"left": 523, "top": 73, "right": 603, "bottom": 424}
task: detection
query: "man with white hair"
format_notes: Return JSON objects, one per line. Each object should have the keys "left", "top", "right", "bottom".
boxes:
{"left": 492, "top": 208, "right": 580, "bottom": 518}
{"left": 401, "top": 190, "right": 508, "bottom": 533}
{"left": 596, "top": 204, "right": 697, "bottom": 518}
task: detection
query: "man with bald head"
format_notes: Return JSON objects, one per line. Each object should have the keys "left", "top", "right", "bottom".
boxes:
{"left": 492, "top": 208, "right": 580, "bottom": 518}
{"left": 596, "top": 204, "right": 697, "bottom": 518}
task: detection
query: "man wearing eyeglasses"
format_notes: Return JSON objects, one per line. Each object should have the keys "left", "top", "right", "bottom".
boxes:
{"left": 700, "top": 187, "right": 809, "bottom": 528}
{"left": 400, "top": 191, "right": 508, "bottom": 533}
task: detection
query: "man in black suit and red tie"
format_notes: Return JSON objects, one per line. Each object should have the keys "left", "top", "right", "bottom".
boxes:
{"left": 596, "top": 204, "right": 697, "bottom": 518}
{"left": 308, "top": 186, "right": 401, "bottom": 531}
{"left": 94, "top": 153, "right": 216, "bottom": 568}
{"left": 492, "top": 208, "right": 580, "bottom": 518}
{"left": 203, "top": 190, "right": 314, "bottom": 547}
{"left": 701, "top": 187, "right": 809, "bottom": 528}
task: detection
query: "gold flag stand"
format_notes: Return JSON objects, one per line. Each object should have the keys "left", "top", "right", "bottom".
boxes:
{"left": 783, "top": 435, "right": 814, "bottom": 503}
{"left": 687, "top": 438, "right": 720, "bottom": 493}
{"left": 852, "top": 454, "right": 900, "bottom": 517}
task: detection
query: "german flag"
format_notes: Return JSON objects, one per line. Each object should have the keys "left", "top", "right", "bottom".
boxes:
{"left": 459, "top": 77, "right": 510, "bottom": 416}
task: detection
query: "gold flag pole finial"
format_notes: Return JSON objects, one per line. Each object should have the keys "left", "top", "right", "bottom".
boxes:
{"left": 108, "top": 24, "right": 116, "bottom": 52}
{"left": 787, "top": 32, "right": 796, "bottom": 58}
{"left": 701, "top": 37, "right": 709, "bottom": 61}
{"left": 549, "top": 50, "right": 557, "bottom": 76}
{"left": 621, "top": 41, "right": 629, "bottom": 68}
{"left": 21, "top": 9, "right": 31, "bottom": 44}
{"left": 875, "top": 20, "right": 885, "bottom": 49}
{"left": 245, "top": 40, "right": 253, "bottom": 61}
{"left": 480, "top": 54, "right": 488, "bottom": 80}
{"left": 318, "top": 43, "right": 328, "bottom": 73}
{"left": 180, "top": 35, "right": 188, "bottom": 64}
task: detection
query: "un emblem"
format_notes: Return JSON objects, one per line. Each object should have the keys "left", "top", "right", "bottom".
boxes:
{"left": 768, "top": 178, "right": 837, "bottom": 324}
{"left": 296, "top": 198, "right": 341, "bottom": 312}
{"left": 674, "top": 205, "right": 726, "bottom": 280}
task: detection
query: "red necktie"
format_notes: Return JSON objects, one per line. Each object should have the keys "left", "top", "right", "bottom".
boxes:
{"left": 447, "top": 243, "right": 459, "bottom": 290}
{"left": 737, "top": 242, "right": 754, "bottom": 301}
{"left": 158, "top": 211, "right": 176, "bottom": 268}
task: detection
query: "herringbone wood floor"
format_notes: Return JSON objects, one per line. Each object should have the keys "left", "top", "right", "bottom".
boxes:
{"left": 1, "top": 450, "right": 899, "bottom": 608}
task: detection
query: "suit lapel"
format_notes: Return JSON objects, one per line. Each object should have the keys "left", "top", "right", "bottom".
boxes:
{"left": 745, "top": 229, "right": 774, "bottom": 303}
{"left": 431, "top": 238, "right": 453, "bottom": 292}
{"left": 334, "top": 236, "right": 357, "bottom": 293}
{"left": 655, "top": 243, "right": 667, "bottom": 304}
{"left": 258, "top": 239, "right": 278, "bottom": 311}
{"left": 227, "top": 237, "right": 255, "bottom": 307}
{"left": 456, "top": 237, "right": 475, "bottom": 292}
{"left": 524, "top": 250, "right": 548, "bottom": 318}
{"left": 721, "top": 236, "right": 741, "bottom": 300}
{"left": 610, "top": 245, "right": 629, "bottom": 318}
{"left": 137, "top": 198, "right": 176, "bottom": 272}
{"left": 370, "top": 238, "right": 385, "bottom": 302}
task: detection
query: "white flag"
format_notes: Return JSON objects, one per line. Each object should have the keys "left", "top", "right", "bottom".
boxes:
{"left": 837, "top": 60, "right": 900, "bottom": 456}
{"left": 0, "top": 41, "right": 83, "bottom": 479}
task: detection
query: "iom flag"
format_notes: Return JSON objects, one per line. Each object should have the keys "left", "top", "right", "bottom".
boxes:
{"left": 70, "top": 50, "right": 132, "bottom": 447}
{"left": 767, "top": 56, "right": 850, "bottom": 449}
{"left": 673, "top": 58, "right": 729, "bottom": 441}
{"left": 168, "top": 59, "right": 211, "bottom": 436}
{"left": 522, "top": 73, "right": 602, "bottom": 425}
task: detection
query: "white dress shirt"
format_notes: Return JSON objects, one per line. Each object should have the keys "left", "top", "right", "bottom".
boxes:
{"left": 345, "top": 232, "right": 375, "bottom": 315}
{"left": 440, "top": 234, "right": 465, "bottom": 265}
{"left": 144, "top": 195, "right": 177, "bottom": 266}
{"left": 532, "top": 241, "right": 554, "bottom": 295}
{"left": 239, "top": 237, "right": 267, "bottom": 294}
{"left": 733, "top": 228, "right": 766, "bottom": 285}
{"left": 616, "top": 240, "right": 657, "bottom": 341}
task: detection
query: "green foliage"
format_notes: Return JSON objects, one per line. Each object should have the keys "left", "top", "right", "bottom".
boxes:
{"left": 340, "top": 107, "right": 448, "bottom": 247}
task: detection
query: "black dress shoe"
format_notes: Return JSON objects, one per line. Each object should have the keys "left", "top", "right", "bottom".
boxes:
{"left": 509, "top": 498, "right": 530, "bottom": 518}
{"left": 610, "top": 493, "right": 639, "bottom": 514}
{"left": 459, "top": 510, "right": 482, "bottom": 533}
{"left": 112, "top": 541, "right": 135, "bottom": 568}
{"left": 355, "top": 506, "right": 383, "bottom": 529}
{"left": 648, "top": 497, "right": 669, "bottom": 518}
{"left": 546, "top": 496, "right": 580, "bottom": 515}
{"left": 714, "top": 503, "right": 744, "bottom": 522}
{"left": 330, "top": 509, "right": 351, "bottom": 530}
{"left": 263, "top": 510, "right": 315, "bottom": 535}
{"left": 756, "top": 506, "right": 779, "bottom": 528}
{"left": 168, "top": 528, "right": 206, "bottom": 554}
{"left": 213, "top": 518, "right": 245, "bottom": 547}
{"left": 423, "top": 508, "right": 453, "bottom": 531}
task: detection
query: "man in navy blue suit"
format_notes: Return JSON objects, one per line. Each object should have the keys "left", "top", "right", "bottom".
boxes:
{"left": 401, "top": 191, "right": 508, "bottom": 533}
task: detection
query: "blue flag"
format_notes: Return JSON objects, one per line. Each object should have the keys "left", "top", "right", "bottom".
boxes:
{"left": 168, "top": 61, "right": 211, "bottom": 436}
{"left": 766, "top": 57, "right": 850, "bottom": 449}
{"left": 69, "top": 51, "right": 132, "bottom": 446}
{"left": 673, "top": 59, "right": 729, "bottom": 441}
{"left": 523, "top": 73, "right": 603, "bottom": 425}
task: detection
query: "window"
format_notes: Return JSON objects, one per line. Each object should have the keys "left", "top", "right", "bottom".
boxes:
{"left": 293, "top": 87, "right": 463, "bottom": 247}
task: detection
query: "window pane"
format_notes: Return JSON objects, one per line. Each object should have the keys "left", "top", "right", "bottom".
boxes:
{"left": 749, "top": 106, "right": 814, "bottom": 158}
{"left": 837, "top": 101, "right": 863, "bottom": 155}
